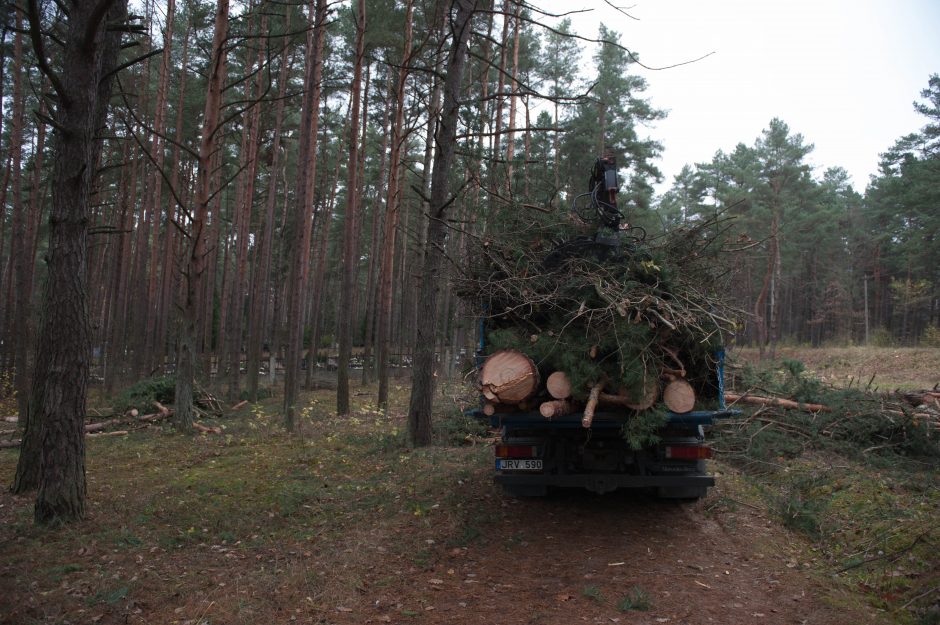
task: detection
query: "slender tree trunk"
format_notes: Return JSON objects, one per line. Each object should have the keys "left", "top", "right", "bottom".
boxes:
{"left": 283, "top": 0, "right": 327, "bottom": 430}
{"left": 104, "top": 140, "right": 138, "bottom": 394}
{"left": 142, "top": 0, "right": 176, "bottom": 374}
{"left": 491, "top": 0, "right": 510, "bottom": 164}
{"left": 336, "top": 0, "right": 366, "bottom": 416}
{"left": 361, "top": 69, "right": 392, "bottom": 387}
{"left": 175, "top": 0, "right": 230, "bottom": 431}
{"left": 228, "top": 19, "right": 266, "bottom": 402}
{"left": 156, "top": 24, "right": 191, "bottom": 372}
{"left": 15, "top": 100, "right": 47, "bottom": 422}
{"left": 407, "top": 0, "right": 478, "bottom": 446}
{"left": 7, "top": 12, "right": 28, "bottom": 417}
{"left": 247, "top": 32, "right": 293, "bottom": 402}
{"left": 503, "top": 1, "right": 521, "bottom": 193}
{"left": 376, "top": 0, "right": 414, "bottom": 408}
{"left": 306, "top": 131, "right": 345, "bottom": 391}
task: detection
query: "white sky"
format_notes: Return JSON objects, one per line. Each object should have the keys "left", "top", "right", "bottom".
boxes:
{"left": 541, "top": 0, "right": 940, "bottom": 194}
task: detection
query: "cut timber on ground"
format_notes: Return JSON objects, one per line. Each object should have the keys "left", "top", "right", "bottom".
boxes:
{"left": 725, "top": 393, "right": 831, "bottom": 413}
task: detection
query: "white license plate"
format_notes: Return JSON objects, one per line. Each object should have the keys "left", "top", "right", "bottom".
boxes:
{"left": 497, "top": 459, "right": 543, "bottom": 471}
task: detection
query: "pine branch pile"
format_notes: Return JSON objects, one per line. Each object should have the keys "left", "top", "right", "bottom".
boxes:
{"left": 714, "top": 362, "right": 940, "bottom": 465}
{"left": 458, "top": 206, "right": 740, "bottom": 434}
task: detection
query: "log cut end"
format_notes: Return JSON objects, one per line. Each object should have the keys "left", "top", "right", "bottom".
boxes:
{"left": 663, "top": 378, "right": 696, "bottom": 413}
{"left": 480, "top": 349, "right": 540, "bottom": 404}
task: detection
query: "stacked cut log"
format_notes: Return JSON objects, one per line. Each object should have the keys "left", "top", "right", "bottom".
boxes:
{"left": 480, "top": 349, "right": 704, "bottom": 428}
{"left": 479, "top": 349, "right": 540, "bottom": 414}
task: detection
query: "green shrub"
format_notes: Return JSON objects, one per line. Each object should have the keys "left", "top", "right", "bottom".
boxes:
{"left": 434, "top": 408, "right": 490, "bottom": 446}
{"left": 115, "top": 376, "right": 176, "bottom": 413}
{"left": 922, "top": 325, "right": 940, "bottom": 347}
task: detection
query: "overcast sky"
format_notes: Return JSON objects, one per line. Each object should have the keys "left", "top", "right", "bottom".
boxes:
{"left": 541, "top": 0, "right": 940, "bottom": 194}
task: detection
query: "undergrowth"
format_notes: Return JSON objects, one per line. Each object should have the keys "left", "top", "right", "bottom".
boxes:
{"left": 713, "top": 357, "right": 940, "bottom": 623}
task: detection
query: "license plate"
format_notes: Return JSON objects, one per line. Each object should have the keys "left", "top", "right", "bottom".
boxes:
{"left": 497, "top": 459, "right": 543, "bottom": 471}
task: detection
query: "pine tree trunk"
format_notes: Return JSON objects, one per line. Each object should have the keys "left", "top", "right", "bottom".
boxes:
{"left": 228, "top": 20, "right": 266, "bottom": 402}
{"left": 282, "top": 0, "right": 327, "bottom": 430}
{"left": 7, "top": 12, "right": 28, "bottom": 419}
{"left": 176, "top": 0, "right": 230, "bottom": 432}
{"left": 503, "top": 1, "right": 521, "bottom": 192}
{"left": 155, "top": 24, "right": 191, "bottom": 372}
{"left": 15, "top": 98, "right": 47, "bottom": 423}
{"left": 13, "top": 0, "right": 127, "bottom": 525}
{"left": 247, "top": 29, "right": 292, "bottom": 402}
{"left": 361, "top": 68, "right": 393, "bottom": 387}
{"left": 407, "top": 0, "right": 478, "bottom": 446}
{"left": 376, "top": 0, "right": 414, "bottom": 409}
{"left": 336, "top": 0, "right": 366, "bottom": 416}
{"left": 104, "top": 140, "right": 137, "bottom": 394}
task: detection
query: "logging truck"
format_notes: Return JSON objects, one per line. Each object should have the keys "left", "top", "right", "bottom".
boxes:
{"left": 470, "top": 157, "right": 736, "bottom": 499}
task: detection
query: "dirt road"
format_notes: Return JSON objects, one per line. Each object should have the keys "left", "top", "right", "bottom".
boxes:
{"left": 320, "top": 485, "right": 882, "bottom": 625}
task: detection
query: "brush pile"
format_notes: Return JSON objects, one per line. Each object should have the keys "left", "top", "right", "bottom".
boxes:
{"left": 713, "top": 362, "right": 940, "bottom": 464}
{"left": 457, "top": 204, "right": 740, "bottom": 439}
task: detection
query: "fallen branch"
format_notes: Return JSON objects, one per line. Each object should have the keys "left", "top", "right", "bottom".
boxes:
{"left": 87, "top": 430, "right": 129, "bottom": 438}
{"left": 724, "top": 392, "right": 831, "bottom": 413}
{"left": 193, "top": 422, "right": 222, "bottom": 435}
{"left": 84, "top": 418, "right": 123, "bottom": 433}
{"left": 230, "top": 400, "right": 248, "bottom": 411}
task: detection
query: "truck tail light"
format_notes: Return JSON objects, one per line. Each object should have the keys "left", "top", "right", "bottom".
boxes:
{"left": 495, "top": 444, "right": 538, "bottom": 458}
{"left": 664, "top": 445, "right": 713, "bottom": 460}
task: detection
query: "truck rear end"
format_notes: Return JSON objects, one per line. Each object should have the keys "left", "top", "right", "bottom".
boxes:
{"left": 491, "top": 408, "right": 732, "bottom": 499}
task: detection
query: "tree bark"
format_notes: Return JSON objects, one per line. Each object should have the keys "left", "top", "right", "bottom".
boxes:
{"left": 228, "top": 16, "right": 266, "bottom": 402}
{"left": 336, "top": 0, "right": 366, "bottom": 416}
{"left": 13, "top": 0, "right": 127, "bottom": 526}
{"left": 175, "top": 0, "right": 230, "bottom": 432}
{"left": 7, "top": 12, "right": 28, "bottom": 419}
{"left": 247, "top": 28, "right": 293, "bottom": 402}
{"left": 282, "top": 0, "right": 327, "bottom": 430}
{"left": 361, "top": 67, "right": 393, "bottom": 387}
{"left": 406, "top": 0, "right": 478, "bottom": 446}
{"left": 376, "top": 0, "right": 415, "bottom": 409}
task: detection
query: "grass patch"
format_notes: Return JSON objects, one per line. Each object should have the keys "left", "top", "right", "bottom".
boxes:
{"left": 581, "top": 584, "right": 603, "bottom": 602}
{"left": 87, "top": 585, "right": 129, "bottom": 606}
{"left": 617, "top": 586, "right": 651, "bottom": 611}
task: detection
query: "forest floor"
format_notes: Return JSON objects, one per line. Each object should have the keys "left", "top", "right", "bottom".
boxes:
{"left": 0, "top": 348, "right": 938, "bottom": 625}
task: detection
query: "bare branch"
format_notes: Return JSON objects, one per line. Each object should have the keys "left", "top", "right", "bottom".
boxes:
{"left": 26, "top": 0, "right": 67, "bottom": 106}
